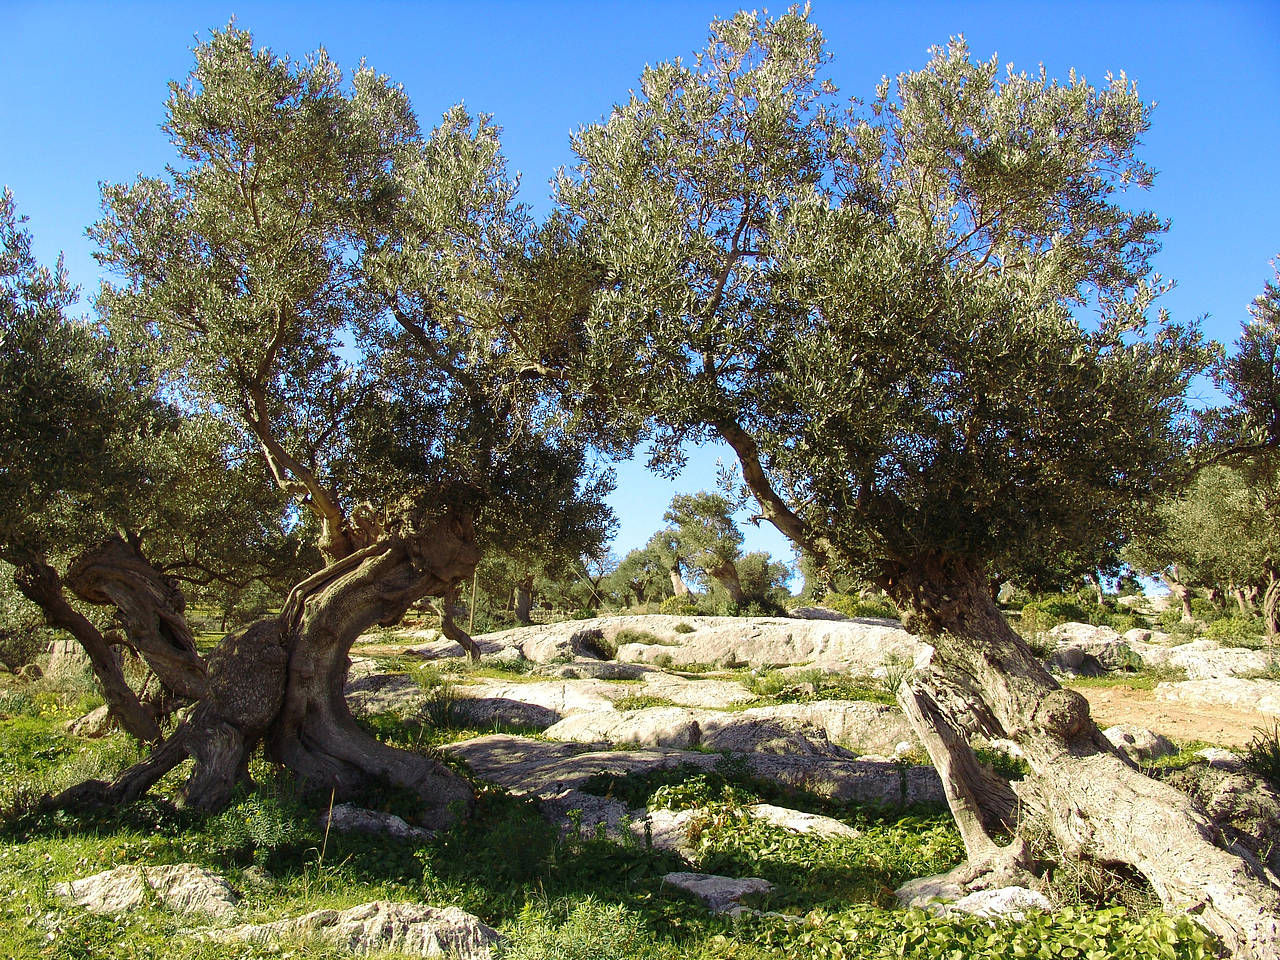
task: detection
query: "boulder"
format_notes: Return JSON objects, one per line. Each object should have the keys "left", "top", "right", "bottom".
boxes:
{"left": 745, "top": 803, "right": 860, "bottom": 839}
{"left": 344, "top": 671, "right": 426, "bottom": 716}
{"left": 638, "top": 808, "right": 702, "bottom": 859}
{"left": 542, "top": 789, "right": 637, "bottom": 839}
{"left": 1103, "top": 725, "right": 1178, "bottom": 762}
{"left": 661, "top": 872, "right": 772, "bottom": 914}
{"left": 56, "top": 864, "right": 238, "bottom": 919}
{"left": 736, "top": 701, "right": 919, "bottom": 755}
{"left": 321, "top": 803, "right": 433, "bottom": 841}
{"left": 540, "top": 660, "right": 650, "bottom": 681}
{"left": 17, "top": 662, "right": 43, "bottom": 681}
{"left": 443, "top": 734, "right": 944, "bottom": 809}
{"left": 637, "top": 672, "right": 756, "bottom": 708}
{"left": 220, "top": 901, "right": 500, "bottom": 958}
{"left": 45, "top": 637, "right": 90, "bottom": 678}
{"left": 455, "top": 679, "right": 622, "bottom": 717}
{"left": 66, "top": 704, "right": 116, "bottom": 739}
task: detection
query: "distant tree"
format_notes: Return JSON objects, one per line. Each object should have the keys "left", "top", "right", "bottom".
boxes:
{"left": 663, "top": 492, "right": 747, "bottom": 602}
{"left": 608, "top": 544, "right": 674, "bottom": 607}
{"left": 554, "top": 10, "right": 1275, "bottom": 950}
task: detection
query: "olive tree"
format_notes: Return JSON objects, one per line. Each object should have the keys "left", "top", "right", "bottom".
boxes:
{"left": 44, "top": 27, "right": 593, "bottom": 827}
{"left": 554, "top": 11, "right": 1277, "bottom": 954}
{"left": 663, "top": 492, "right": 747, "bottom": 602}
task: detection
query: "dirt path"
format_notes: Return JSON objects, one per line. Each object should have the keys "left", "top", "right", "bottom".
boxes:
{"left": 1077, "top": 684, "right": 1270, "bottom": 749}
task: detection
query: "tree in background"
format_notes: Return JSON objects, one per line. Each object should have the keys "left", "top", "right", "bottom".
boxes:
{"left": 663, "top": 492, "right": 747, "bottom": 602}
{"left": 608, "top": 544, "right": 674, "bottom": 608}
{"left": 555, "top": 10, "right": 1276, "bottom": 951}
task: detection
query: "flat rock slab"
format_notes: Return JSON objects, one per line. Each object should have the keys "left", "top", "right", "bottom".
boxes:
{"left": 637, "top": 672, "right": 756, "bottom": 708}
{"left": 345, "top": 670, "right": 426, "bottom": 716}
{"left": 56, "top": 863, "right": 238, "bottom": 919}
{"left": 543, "top": 706, "right": 853, "bottom": 756}
{"left": 220, "top": 901, "right": 500, "bottom": 958}
{"left": 443, "top": 734, "right": 720, "bottom": 797}
{"left": 1155, "top": 678, "right": 1280, "bottom": 714}
{"left": 443, "top": 734, "right": 943, "bottom": 808}
{"left": 455, "top": 679, "right": 623, "bottom": 717}
{"left": 638, "top": 804, "right": 859, "bottom": 858}
{"left": 662, "top": 872, "right": 773, "bottom": 913}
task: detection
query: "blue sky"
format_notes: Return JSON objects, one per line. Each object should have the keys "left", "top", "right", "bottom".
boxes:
{"left": 3, "top": 1, "right": 1278, "bottom": 569}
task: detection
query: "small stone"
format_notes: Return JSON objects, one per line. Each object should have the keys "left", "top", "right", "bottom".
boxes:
{"left": 942, "top": 886, "right": 1052, "bottom": 919}
{"left": 17, "top": 662, "right": 42, "bottom": 681}
{"left": 745, "top": 803, "right": 859, "bottom": 839}
{"left": 662, "top": 871, "right": 773, "bottom": 913}
{"left": 1103, "top": 725, "right": 1178, "bottom": 762}
{"left": 66, "top": 705, "right": 116, "bottom": 739}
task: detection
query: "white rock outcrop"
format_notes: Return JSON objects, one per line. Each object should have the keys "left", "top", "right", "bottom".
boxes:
{"left": 56, "top": 864, "right": 238, "bottom": 919}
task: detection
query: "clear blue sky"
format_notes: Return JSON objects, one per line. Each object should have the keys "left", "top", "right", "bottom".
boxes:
{"left": 4, "top": 1, "right": 1278, "bottom": 571}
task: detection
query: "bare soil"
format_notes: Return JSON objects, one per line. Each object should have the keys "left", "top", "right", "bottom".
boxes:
{"left": 1077, "top": 683, "right": 1270, "bottom": 748}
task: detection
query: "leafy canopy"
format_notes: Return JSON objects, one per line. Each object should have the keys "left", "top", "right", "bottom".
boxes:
{"left": 558, "top": 9, "right": 1209, "bottom": 594}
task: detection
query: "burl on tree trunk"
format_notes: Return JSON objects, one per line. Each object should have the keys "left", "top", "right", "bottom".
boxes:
{"left": 883, "top": 553, "right": 1280, "bottom": 960}
{"left": 52, "top": 507, "right": 481, "bottom": 829}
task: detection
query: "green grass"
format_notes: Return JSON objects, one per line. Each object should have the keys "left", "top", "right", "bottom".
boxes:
{"left": 1064, "top": 666, "right": 1188, "bottom": 691}
{"left": 0, "top": 678, "right": 1220, "bottom": 960}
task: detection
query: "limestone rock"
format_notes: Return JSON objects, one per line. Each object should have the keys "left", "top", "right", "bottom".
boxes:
{"left": 544, "top": 707, "right": 704, "bottom": 750}
{"left": 542, "top": 789, "right": 637, "bottom": 839}
{"left": 662, "top": 872, "right": 772, "bottom": 914}
{"left": 1154, "top": 678, "right": 1280, "bottom": 715}
{"left": 344, "top": 671, "right": 426, "bottom": 716}
{"left": 895, "top": 872, "right": 964, "bottom": 909}
{"left": 1103, "top": 725, "right": 1178, "bottom": 762}
{"left": 942, "top": 886, "right": 1052, "bottom": 919}
{"left": 1047, "top": 622, "right": 1122, "bottom": 646}
{"left": 638, "top": 808, "right": 702, "bottom": 859}
{"left": 540, "top": 660, "right": 650, "bottom": 681}
{"left": 45, "top": 637, "right": 90, "bottom": 678}
{"left": 66, "top": 704, "right": 116, "bottom": 738}
{"left": 637, "top": 672, "right": 756, "bottom": 708}
{"left": 735, "top": 701, "right": 918, "bottom": 755}
{"left": 1197, "top": 747, "right": 1243, "bottom": 768}
{"left": 442, "top": 734, "right": 943, "bottom": 808}
{"left": 321, "top": 803, "right": 433, "bottom": 841}
{"left": 745, "top": 803, "right": 860, "bottom": 839}
{"left": 787, "top": 606, "right": 850, "bottom": 621}
{"left": 17, "top": 662, "right": 43, "bottom": 681}
{"left": 55, "top": 863, "right": 238, "bottom": 919}
{"left": 456, "top": 679, "right": 622, "bottom": 717}
{"left": 221, "top": 901, "right": 500, "bottom": 958}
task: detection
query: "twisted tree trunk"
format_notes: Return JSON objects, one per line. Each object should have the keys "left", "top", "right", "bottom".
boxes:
{"left": 66, "top": 536, "right": 207, "bottom": 700}
{"left": 883, "top": 553, "right": 1280, "bottom": 960}
{"left": 51, "top": 507, "right": 481, "bottom": 829}
{"left": 709, "top": 560, "right": 745, "bottom": 604}
{"left": 514, "top": 576, "right": 534, "bottom": 625}
{"left": 12, "top": 558, "right": 161, "bottom": 742}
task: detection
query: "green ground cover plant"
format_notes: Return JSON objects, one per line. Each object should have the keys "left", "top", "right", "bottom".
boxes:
{"left": 0, "top": 678, "right": 1220, "bottom": 959}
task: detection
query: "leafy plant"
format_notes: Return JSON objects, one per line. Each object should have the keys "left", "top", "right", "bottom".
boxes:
{"left": 673, "top": 622, "right": 696, "bottom": 634}
{"left": 1245, "top": 721, "right": 1280, "bottom": 789}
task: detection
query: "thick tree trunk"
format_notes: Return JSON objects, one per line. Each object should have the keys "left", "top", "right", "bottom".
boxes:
{"left": 65, "top": 536, "right": 207, "bottom": 701}
{"left": 710, "top": 561, "right": 745, "bottom": 604}
{"left": 1164, "top": 567, "right": 1195, "bottom": 622}
{"left": 1263, "top": 566, "right": 1279, "bottom": 639}
{"left": 1234, "top": 585, "right": 1255, "bottom": 618}
{"left": 52, "top": 507, "right": 482, "bottom": 829}
{"left": 882, "top": 553, "right": 1280, "bottom": 959}
{"left": 12, "top": 559, "right": 161, "bottom": 742}
{"left": 669, "top": 565, "right": 690, "bottom": 597}
{"left": 514, "top": 576, "right": 534, "bottom": 625}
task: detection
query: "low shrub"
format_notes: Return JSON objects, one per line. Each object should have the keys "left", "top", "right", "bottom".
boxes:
{"left": 1205, "top": 616, "right": 1266, "bottom": 645}
{"left": 1020, "top": 597, "right": 1092, "bottom": 635}
{"left": 612, "top": 628, "right": 662, "bottom": 646}
{"left": 499, "top": 898, "right": 663, "bottom": 960}
{"left": 821, "top": 592, "right": 899, "bottom": 621}
{"left": 658, "top": 595, "right": 698, "bottom": 617}
{"left": 673, "top": 621, "right": 695, "bottom": 633}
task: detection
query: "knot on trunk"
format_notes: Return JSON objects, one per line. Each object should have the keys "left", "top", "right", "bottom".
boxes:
{"left": 1032, "top": 688, "right": 1092, "bottom": 741}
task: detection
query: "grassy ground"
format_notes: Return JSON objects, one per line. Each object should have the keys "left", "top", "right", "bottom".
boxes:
{"left": 0, "top": 674, "right": 1219, "bottom": 960}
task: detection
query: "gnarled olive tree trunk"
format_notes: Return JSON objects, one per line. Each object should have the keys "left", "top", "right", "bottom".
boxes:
{"left": 12, "top": 558, "right": 162, "bottom": 742}
{"left": 883, "top": 553, "right": 1280, "bottom": 960}
{"left": 52, "top": 507, "right": 481, "bottom": 829}
{"left": 66, "top": 536, "right": 208, "bottom": 701}
{"left": 708, "top": 561, "right": 745, "bottom": 605}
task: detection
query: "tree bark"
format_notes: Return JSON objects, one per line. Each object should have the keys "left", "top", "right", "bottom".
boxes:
{"left": 12, "top": 559, "right": 161, "bottom": 742}
{"left": 1164, "top": 566, "right": 1195, "bottom": 622}
{"left": 881, "top": 552, "right": 1280, "bottom": 959}
{"left": 1263, "top": 565, "right": 1279, "bottom": 639}
{"left": 51, "top": 506, "right": 482, "bottom": 829}
{"left": 709, "top": 560, "right": 745, "bottom": 604}
{"left": 1234, "top": 586, "right": 1255, "bottom": 618}
{"left": 65, "top": 536, "right": 208, "bottom": 701}
{"left": 669, "top": 565, "right": 690, "bottom": 597}
{"left": 434, "top": 583, "right": 481, "bottom": 661}
{"left": 514, "top": 576, "right": 534, "bottom": 625}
